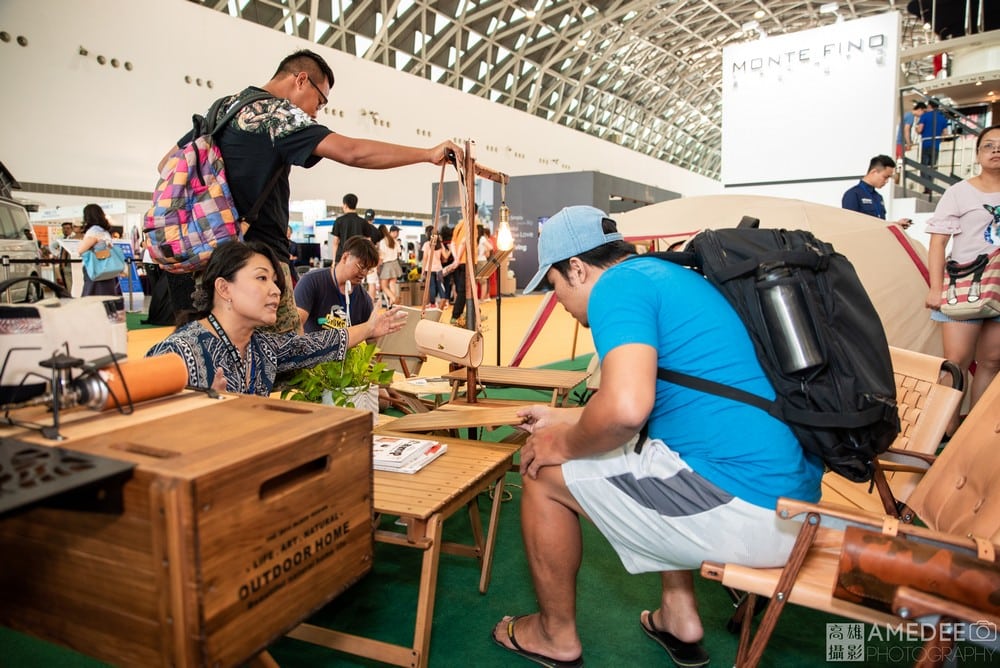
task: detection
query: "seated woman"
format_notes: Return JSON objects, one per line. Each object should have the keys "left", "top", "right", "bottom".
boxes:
{"left": 146, "top": 241, "right": 407, "bottom": 396}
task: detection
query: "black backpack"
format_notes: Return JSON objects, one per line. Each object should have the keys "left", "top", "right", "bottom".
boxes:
{"left": 642, "top": 224, "right": 899, "bottom": 482}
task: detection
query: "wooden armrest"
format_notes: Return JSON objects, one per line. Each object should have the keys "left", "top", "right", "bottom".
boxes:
{"left": 893, "top": 586, "right": 1000, "bottom": 628}
{"left": 882, "top": 447, "right": 938, "bottom": 465}
{"left": 776, "top": 498, "right": 887, "bottom": 525}
{"left": 877, "top": 463, "right": 931, "bottom": 475}
{"left": 776, "top": 498, "right": 992, "bottom": 554}
{"left": 700, "top": 561, "right": 726, "bottom": 582}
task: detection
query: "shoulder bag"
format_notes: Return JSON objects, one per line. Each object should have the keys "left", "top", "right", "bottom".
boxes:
{"left": 940, "top": 249, "right": 1000, "bottom": 320}
{"left": 83, "top": 241, "right": 127, "bottom": 282}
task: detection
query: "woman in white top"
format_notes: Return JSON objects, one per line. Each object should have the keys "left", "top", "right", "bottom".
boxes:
{"left": 476, "top": 225, "right": 495, "bottom": 301}
{"left": 76, "top": 203, "right": 121, "bottom": 297}
{"left": 420, "top": 225, "right": 447, "bottom": 309}
{"left": 924, "top": 124, "right": 1000, "bottom": 429}
{"left": 377, "top": 224, "right": 402, "bottom": 306}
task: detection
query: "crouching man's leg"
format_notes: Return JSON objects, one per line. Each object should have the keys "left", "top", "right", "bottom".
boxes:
{"left": 640, "top": 570, "right": 711, "bottom": 667}
{"left": 492, "top": 464, "right": 585, "bottom": 666}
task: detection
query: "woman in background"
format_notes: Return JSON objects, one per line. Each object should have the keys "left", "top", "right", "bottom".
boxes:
{"left": 377, "top": 224, "right": 403, "bottom": 306}
{"left": 420, "top": 225, "right": 447, "bottom": 310}
{"left": 924, "top": 124, "right": 1000, "bottom": 431}
{"left": 76, "top": 203, "right": 121, "bottom": 297}
{"left": 476, "top": 224, "right": 495, "bottom": 301}
{"left": 146, "top": 241, "right": 406, "bottom": 396}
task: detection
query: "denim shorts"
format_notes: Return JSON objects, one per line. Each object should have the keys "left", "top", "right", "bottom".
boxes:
{"left": 930, "top": 309, "right": 1000, "bottom": 324}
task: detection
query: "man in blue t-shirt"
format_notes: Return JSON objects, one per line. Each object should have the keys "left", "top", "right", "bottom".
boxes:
{"left": 918, "top": 99, "right": 950, "bottom": 168}
{"left": 490, "top": 206, "right": 822, "bottom": 668}
{"left": 842, "top": 155, "right": 911, "bottom": 228}
{"left": 897, "top": 101, "right": 926, "bottom": 158}
{"left": 295, "top": 236, "right": 378, "bottom": 332}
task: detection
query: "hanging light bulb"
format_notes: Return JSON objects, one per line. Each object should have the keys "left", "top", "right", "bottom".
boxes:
{"left": 496, "top": 201, "right": 513, "bottom": 251}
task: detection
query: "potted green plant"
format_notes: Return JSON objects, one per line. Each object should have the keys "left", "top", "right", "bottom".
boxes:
{"left": 280, "top": 342, "right": 393, "bottom": 423}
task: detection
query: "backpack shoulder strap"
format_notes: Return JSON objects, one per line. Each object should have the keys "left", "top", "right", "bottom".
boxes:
{"left": 634, "top": 366, "right": 778, "bottom": 455}
{"left": 242, "top": 164, "right": 290, "bottom": 225}
{"left": 656, "top": 367, "right": 777, "bottom": 416}
{"left": 198, "top": 90, "right": 284, "bottom": 227}
{"left": 203, "top": 90, "right": 273, "bottom": 136}
{"left": 643, "top": 250, "right": 700, "bottom": 269}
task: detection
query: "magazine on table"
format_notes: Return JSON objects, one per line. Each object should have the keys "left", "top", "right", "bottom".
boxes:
{"left": 373, "top": 435, "right": 447, "bottom": 473}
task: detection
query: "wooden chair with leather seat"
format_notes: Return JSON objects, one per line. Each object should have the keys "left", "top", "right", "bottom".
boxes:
{"left": 701, "top": 372, "right": 1000, "bottom": 668}
{"left": 820, "top": 346, "right": 964, "bottom": 516}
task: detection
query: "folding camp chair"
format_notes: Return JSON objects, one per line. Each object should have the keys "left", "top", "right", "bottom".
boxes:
{"left": 701, "top": 370, "right": 1000, "bottom": 668}
{"left": 820, "top": 346, "right": 963, "bottom": 516}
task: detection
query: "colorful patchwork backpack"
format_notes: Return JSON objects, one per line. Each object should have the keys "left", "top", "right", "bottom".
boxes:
{"left": 144, "top": 90, "right": 282, "bottom": 273}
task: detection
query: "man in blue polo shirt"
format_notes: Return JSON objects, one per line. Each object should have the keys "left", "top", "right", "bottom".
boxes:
{"left": 842, "top": 155, "right": 911, "bottom": 228}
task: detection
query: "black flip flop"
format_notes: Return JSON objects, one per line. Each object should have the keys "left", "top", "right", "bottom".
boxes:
{"left": 491, "top": 615, "right": 584, "bottom": 668}
{"left": 640, "top": 610, "right": 710, "bottom": 667}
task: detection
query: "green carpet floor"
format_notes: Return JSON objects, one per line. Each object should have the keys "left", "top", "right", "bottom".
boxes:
{"left": 2, "top": 356, "right": 994, "bottom": 666}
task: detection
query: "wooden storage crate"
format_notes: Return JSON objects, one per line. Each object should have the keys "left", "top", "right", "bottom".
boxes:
{"left": 0, "top": 394, "right": 374, "bottom": 667}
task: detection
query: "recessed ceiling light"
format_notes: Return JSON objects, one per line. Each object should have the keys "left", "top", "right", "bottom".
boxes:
{"left": 975, "top": 80, "right": 982, "bottom": 86}
{"left": 526, "top": 10, "right": 536, "bottom": 19}
{"left": 754, "top": 10, "right": 765, "bottom": 19}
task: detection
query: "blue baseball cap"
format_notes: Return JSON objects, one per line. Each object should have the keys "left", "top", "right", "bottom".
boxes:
{"left": 522, "top": 205, "right": 623, "bottom": 294}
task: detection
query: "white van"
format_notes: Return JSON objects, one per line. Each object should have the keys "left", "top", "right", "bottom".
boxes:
{"left": 0, "top": 197, "right": 46, "bottom": 302}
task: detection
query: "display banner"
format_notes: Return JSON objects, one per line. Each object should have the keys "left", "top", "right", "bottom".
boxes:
{"left": 722, "top": 13, "right": 900, "bottom": 195}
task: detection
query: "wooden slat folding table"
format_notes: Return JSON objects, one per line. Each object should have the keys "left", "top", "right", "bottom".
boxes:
{"left": 286, "top": 432, "right": 519, "bottom": 668}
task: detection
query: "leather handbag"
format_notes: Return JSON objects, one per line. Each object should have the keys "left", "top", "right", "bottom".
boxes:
{"left": 83, "top": 242, "right": 127, "bottom": 281}
{"left": 414, "top": 319, "right": 483, "bottom": 368}
{"left": 833, "top": 525, "right": 1000, "bottom": 615}
{"left": 940, "top": 250, "right": 1000, "bottom": 320}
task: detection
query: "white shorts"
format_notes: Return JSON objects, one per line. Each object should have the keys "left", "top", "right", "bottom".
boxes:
{"left": 366, "top": 269, "right": 378, "bottom": 286}
{"left": 562, "top": 437, "right": 803, "bottom": 574}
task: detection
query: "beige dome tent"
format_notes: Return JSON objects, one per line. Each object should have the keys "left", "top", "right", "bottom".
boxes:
{"left": 615, "top": 194, "right": 940, "bottom": 356}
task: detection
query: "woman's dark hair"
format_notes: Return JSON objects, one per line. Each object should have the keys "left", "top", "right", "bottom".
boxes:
{"left": 379, "top": 223, "right": 396, "bottom": 249}
{"left": 82, "top": 204, "right": 111, "bottom": 233}
{"left": 976, "top": 125, "right": 1000, "bottom": 152}
{"left": 549, "top": 217, "right": 636, "bottom": 285}
{"left": 424, "top": 225, "right": 443, "bottom": 250}
{"left": 183, "top": 241, "right": 286, "bottom": 323}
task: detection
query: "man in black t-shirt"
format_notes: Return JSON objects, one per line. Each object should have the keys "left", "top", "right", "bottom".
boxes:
{"left": 159, "top": 49, "right": 462, "bottom": 333}
{"left": 331, "top": 193, "right": 380, "bottom": 262}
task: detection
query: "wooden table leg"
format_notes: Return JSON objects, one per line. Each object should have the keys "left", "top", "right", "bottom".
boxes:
{"left": 479, "top": 474, "right": 506, "bottom": 594}
{"left": 247, "top": 651, "right": 280, "bottom": 668}
{"left": 412, "top": 513, "right": 444, "bottom": 668}
{"left": 467, "top": 497, "right": 485, "bottom": 565}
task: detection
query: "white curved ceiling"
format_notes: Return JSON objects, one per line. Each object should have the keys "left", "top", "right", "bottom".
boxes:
{"left": 195, "top": 1, "right": 938, "bottom": 179}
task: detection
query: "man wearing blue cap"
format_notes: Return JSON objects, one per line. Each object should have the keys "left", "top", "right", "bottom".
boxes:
{"left": 491, "top": 206, "right": 822, "bottom": 667}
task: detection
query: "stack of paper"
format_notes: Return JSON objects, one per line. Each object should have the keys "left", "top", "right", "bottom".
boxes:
{"left": 373, "top": 435, "right": 448, "bottom": 474}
